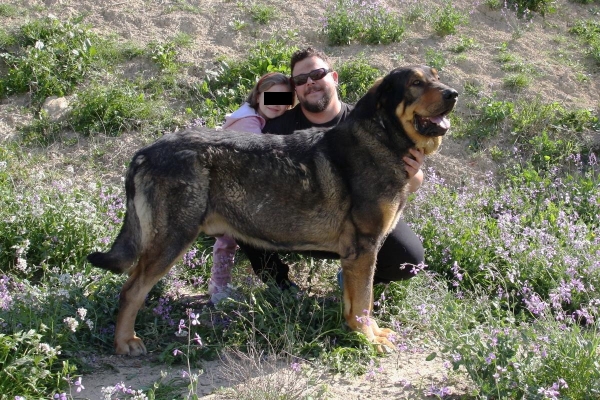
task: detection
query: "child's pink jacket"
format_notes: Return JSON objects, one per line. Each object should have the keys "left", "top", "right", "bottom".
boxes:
{"left": 220, "top": 102, "right": 265, "bottom": 133}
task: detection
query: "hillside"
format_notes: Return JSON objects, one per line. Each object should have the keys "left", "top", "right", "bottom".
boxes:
{"left": 0, "top": 0, "right": 599, "bottom": 398}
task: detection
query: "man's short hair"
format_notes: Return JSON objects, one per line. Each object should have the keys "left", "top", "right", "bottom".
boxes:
{"left": 290, "top": 47, "right": 333, "bottom": 75}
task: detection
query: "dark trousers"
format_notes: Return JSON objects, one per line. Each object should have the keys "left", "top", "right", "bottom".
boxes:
{"left": 237, "top": 220, "right": 424, "bottom": 287}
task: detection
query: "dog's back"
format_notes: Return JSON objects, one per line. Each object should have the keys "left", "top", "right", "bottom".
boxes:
{"left": 87, "top": 127, "right": 351, "bottom": 274}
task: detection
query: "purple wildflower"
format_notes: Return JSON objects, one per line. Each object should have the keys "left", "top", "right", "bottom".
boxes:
{"left": 426, "top": 385, "right": 452, "bottom": 397}
{"left": 74, "top": 376, "right": 85, "bottom": 393}
{"left": 193, "top": 333, "right": 203, "bottom": 346}
{"left": 485, "top": 353, "right": 496, "bottom": 364}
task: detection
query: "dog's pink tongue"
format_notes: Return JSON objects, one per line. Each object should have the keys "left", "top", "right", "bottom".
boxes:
{"left": 431, "top": 115, "right": 450, "bottom": 129}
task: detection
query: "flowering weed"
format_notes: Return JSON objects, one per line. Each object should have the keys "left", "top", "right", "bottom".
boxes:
{"left": 0, "top": 16, "right": 97, "bottom": 104}
{"left": 0, "top": 329, "right": 77, "bottom": 397}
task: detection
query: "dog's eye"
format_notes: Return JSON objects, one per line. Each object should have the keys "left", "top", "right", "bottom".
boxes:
{"left": 412, "top": 80, "right": 422, "bottom": 86}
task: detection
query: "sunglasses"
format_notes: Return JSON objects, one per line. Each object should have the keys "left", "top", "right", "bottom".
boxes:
{"left": 291, "top": 68, "right": 331, "bottom": 86}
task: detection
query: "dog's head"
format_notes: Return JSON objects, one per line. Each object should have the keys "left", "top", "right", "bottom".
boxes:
{"left": 355, "top": 65, "right": 458, "bottom": 155}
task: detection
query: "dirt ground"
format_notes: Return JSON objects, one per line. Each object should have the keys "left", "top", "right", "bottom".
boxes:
{"left": 82, "top": 346, "right": 473, "bottom": 399}
{"left": 1, "top": 0, "right": 599, "bottom": 398}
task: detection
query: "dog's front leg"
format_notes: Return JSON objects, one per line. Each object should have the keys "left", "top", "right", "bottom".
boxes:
{"left": 341, "top": 253, "right": 396, "bottom": 352}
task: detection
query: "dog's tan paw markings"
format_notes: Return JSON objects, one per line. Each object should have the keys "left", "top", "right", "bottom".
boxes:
{"left": 116, "top": 337, "right": 147, "bottom": 356}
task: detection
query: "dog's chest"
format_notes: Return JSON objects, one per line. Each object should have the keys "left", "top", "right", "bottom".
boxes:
{"left": 378, "top": 184, "right": 409, "bottom": 235}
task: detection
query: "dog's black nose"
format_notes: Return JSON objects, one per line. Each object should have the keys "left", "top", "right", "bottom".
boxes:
{"left": 443, "top": 89, "right": 459, "bottom": 100}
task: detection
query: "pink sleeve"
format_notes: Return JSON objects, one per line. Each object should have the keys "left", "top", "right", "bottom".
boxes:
{"left": 224, "top": 116, "right": 264, "bottom": 134}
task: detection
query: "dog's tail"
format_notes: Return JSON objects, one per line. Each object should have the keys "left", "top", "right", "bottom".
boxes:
{"left": 87, "top": 158, "right": 144, "bottom": 274}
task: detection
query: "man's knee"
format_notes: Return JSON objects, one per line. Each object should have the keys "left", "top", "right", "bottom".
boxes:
{"left": 374, "top": 221, "right": 425, "bottom": 283}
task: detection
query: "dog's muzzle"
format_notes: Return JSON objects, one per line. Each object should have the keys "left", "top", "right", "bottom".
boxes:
{"left": 414, "top": 88, "right": 458, "bottom": 137}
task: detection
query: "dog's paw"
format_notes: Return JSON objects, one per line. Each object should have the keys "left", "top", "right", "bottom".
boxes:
{"left": 371, "top": 323, "right": 397, "bottom": 354}
{"left": 373, "top": 332, "right": 397, "bottom": 354}
{"left": 346, "top": 314, "right": 398, "bottom": 353}
{"left": 115, "top": 336, "right": 147, "bottom": 356}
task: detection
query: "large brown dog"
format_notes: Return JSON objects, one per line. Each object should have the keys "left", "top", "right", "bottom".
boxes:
{"left": 88, "top": 65, "right": 458, "bottom": 356}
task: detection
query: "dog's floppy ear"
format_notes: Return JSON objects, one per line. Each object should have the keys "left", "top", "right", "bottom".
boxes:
{"left": 351, "top": 76, "right": 388, "bottom": 119}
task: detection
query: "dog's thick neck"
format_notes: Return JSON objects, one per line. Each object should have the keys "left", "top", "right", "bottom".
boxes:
{"left": 376, "top": 109, "right": 441, "bottom": 155}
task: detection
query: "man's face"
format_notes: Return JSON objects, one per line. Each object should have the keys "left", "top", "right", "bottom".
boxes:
{"left": 292, "top": 56, "right": 338, "bottom": 113}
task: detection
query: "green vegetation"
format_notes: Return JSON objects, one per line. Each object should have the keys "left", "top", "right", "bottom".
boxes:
{"left": 425, "top": 48, "right": 448, "bottom": 70}
{"left": 249, "top": 3, "right": 277, "bottom": 25}
{"left": 0, "top": 17, "right": 97, "bottom": 104}
{"left": 503, "top": 72, "right": 531, "bottom": 90}
{"left": 455, "top": 97, "right": 598, "bottom": 158}
{"left": 433, "top": 1, "right": 468, "bottom": 36}
{"left": 70, "top": 83, "right": 172, "bottom": 137}
{"left": 323, "top": 0, "right": 405, "bottom": 45}
{"left": 0, "top": 4, "right": 19, "bottom": 18}
{"left": 450, "top": 36, "right": 478, "bottom": 53}
{"left": 336, "top": 57, "right": 382, "bottom": 104}
{"left": 570, "top": 19, "right": 600, "bottom": 64}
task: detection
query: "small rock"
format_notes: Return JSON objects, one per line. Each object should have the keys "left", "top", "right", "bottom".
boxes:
{"left": 41, "top": 96, "right": 71, "bottom": 122}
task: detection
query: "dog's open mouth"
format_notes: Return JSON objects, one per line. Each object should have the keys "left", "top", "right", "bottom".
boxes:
{"left": 414, "top": 113, "right": 451, "bottom": 137}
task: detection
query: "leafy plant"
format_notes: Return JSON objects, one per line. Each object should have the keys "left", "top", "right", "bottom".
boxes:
{"left": 249, "top": 3, "right": 277, "bottom": 25}
{"left": 69, "top": 83, "right": 168, "bottom": 136}
{"left": 0, "top": 16, "right": 97, "bottom": 103}
{"left": 323, "top": 0, "right": 404, "bottom": 45}
{"left": 506, "top": 0, "right": 557, "bottom": 16}
{"left": 0, "top": 329, "right": 76, "bottom": 398}
{"left": 148, "top": 40, "right": 179, "bottom": 72}
{"left": 450, "top": 36, "right": 478, "bottom": 53}
{"left": 425, "top": 49, "right": 447, "bottom": 70}
{"left": 569, "top": 20, "right": 600, "bottom": 65}
{"left": 336, "top": 57, "right": 381, "bottom": 103}
{"left": 433, "top": 1, "right": 468, "bottom": 36}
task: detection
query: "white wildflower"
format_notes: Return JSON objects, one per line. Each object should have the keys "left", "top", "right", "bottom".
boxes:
{"left": 77, "top": 308, "right": 87, "bottom": 320}
{"left": 63, "top": 317, "right": 79, "bottom": 332}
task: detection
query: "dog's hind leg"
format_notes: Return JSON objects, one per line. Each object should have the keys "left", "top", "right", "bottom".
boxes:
{"left": 113, "top": 233, "right": 198, "bottom": 356}
{"left": 341, "top": 252, "right": 397, "bottom": 353}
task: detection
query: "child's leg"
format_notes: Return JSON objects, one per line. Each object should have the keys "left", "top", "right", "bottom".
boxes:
{"left": 208, "top": 235, "right": 238, "bottom": 295}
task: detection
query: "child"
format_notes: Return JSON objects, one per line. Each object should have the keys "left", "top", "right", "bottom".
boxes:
{"left": 208, "top": 72, "right": 294, "bottom": 303}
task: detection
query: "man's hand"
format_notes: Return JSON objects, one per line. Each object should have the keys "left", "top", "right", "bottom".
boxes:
{"left": 404, "top": 148, "right": 424, "bottom": 193}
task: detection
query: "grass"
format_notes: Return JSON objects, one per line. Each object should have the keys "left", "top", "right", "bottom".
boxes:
{"left": 452, "top": 93, "right": 599, "bottom": 154}
{"left": 503, "top": 72, "right": 531, "bottom": 90}
{"left": 336, "top": 56, "right": 382, "bottom": 104}
{"left": 0, "top": 2, "right": 599, "bottom": 398}
{"left": 425, "top": 49, "right": 447, "bottom": 70}
{"left": 569, "top": 19, "right": 600, "bottom": 65}
{"left": 0, "top": 16, "right": 98, "bottom": 104}
{"left": 450, "top": 36, "right": 478, "bottom": 53}
{"left": 432, "top": 1, "right": 468, "bottom": 36}
{"left": 249, "top": 3, "right": 277, "bottom": 25}
{"left": 0, "top": 4, "right": 18, "bottom": 18}
{"left": 323, "top": 0, "right": 405, "bottom": 45}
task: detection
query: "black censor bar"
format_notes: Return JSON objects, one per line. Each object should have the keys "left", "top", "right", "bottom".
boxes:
{"left": 264, "top": 92, "right": 294, "bottom": 105}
